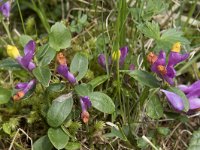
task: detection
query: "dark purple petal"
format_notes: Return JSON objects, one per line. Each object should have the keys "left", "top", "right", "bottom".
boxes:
{"left": 161, "top": 90, "right": 184, "bottom": 111}
{"left": 188, "top": 98, "right": 200, "bottom": 110}
{"left": 186, "top": 88, "right": 200, "bottom": 99}
{"left": 57, "top": 64, "right": 68, "bottom": 79}
{"left": 98, "top": 54, "right": 106, "bottom": 68}
{"left": 66, "top": 71, "right": 76, "bottom": 84}
{"left": 168, "top": 52, "right": 189, "bottom": 67}
{"left": 23, "top": 79, "right": 36, "bottom": 94}
{"left": 166, "top": 66, "right": 176, "bottom": 78}
{"left": 179, "top": 80, "right": 200, "bottom": 94}
{"left": 0, "top": 2, "right": 11, "bottom": 18}
{"left": 15, "top": 82, "right": 28, "bottom": 90}
{"left": 80, "top": 96, "right": 91, "bottom": 112}
{"left": 163, "top": 75, "right": 174, "bottom": 85}
{"left": 119, "top": 46, "right": 128, "bottom": 66}
{"left": 24, "top": 40, "right": 36, "bottom": 55}
{"left": 151, "top": 51, "right": 166, "bottom": 73}
{"left": 129, "top": 64, "right": 135, "bottom": 70}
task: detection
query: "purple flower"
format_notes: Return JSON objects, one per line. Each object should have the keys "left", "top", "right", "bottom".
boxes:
{"left": 57, "top": 64, "right": 76, "bottom": 84}
{"left": 7, "top": 40, "right": 36, "bottom": 71}
{"left": 0, "top": 1, "right": 11, "bottom": 18}
{"left": 161, "top": 80, "right": 200, "bottom": 111}
{"left": 98, "top": 54, "right": 106, "bottom": 68}
{"left": 80, "top": 96, "right": 92, "bottom": 123}
{"left": 13, "top": 79, "right": 36, "bottom": 101}
{"left": 151, "top": 50, "right": 188, "bottom": 85}
{"left": 151, "top": 50, "right": 175, "bottom": 85}
{"left": 119, "top": 46, "right": 128, "bottom": 66}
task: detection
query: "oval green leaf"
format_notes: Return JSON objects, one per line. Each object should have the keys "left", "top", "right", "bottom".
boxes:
{"left": 33, "top": 66, "right": 51, "bottom": 87}
{"left": 33, "top": 135, "right": 53, "bottom": 150}
{"left": 75, "top": 83, "right": 92, "bottom": 96}
{"left": 128, "top": 70, "right": 160, "bottom": 88}
{"left": 88, "top": 75, "right": 108, "bottom": 89}
{"left": 146, "top": 95, "right": 163, "bottom": 119}
{"left": 36, "top": 44, "right": 56, "bottom": 66}
{"left": 88, "top": 92, "right": 115, "bottom": 114}
{"left": 70, "top": 53, "right": 88, "bottom": 81}
{"left": 49, "top": 22, "right": 71, "bottom": 51}
{"left": 47, "top": 93, "right": 73, "bottom": 127}
{"left": 0, "top": 58, "right": 22, "bottom": 71}
{"left": 188, "top": 128, "right": 200, "bottom": 150}
{"left": 48, "top": 127, "right": 69, "bottom": 150}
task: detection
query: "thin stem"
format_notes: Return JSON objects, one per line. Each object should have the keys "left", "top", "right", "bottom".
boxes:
{"left": 16, "top": 0, "right": 26, "bottom": 34}
{"left": 2, "top": 20, "right": 14, "bottom": 45}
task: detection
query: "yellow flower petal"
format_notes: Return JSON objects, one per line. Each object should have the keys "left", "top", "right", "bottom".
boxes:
{"left": 112, "top": 50, "right": 121, "bottom": 61}
{"left": 171, "top": 42, "right": 181, "bottom": 53}
{"left": 7, "top": 45, "right": 20, "bottom": 58}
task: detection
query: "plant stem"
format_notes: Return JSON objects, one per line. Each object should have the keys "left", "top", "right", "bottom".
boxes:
{"left": 2, "top": 20, "right": 14, "bottom": 45}
{"left": 16, "top": 0, "right": 26, "bottom": 34}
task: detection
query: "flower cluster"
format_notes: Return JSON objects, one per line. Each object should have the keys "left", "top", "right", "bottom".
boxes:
{"left": 7, "top": 40, "right": 37, "bottom": 101}
{"left": 0, "top": 0, "right": 11, "bottom": 18}
{"left": 162, "top": 80, "right": 200, "bottom": 111}
{"left": 80, "top": 96, "right": 92, "bottom": 123}
{"left": 147, "top": 42, "right": 189, "bottom": 85}
{"left": 56, "top": 52, "right": 76, "bottom": 84}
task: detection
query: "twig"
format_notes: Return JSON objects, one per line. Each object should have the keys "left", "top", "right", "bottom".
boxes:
{"left": 9, "top": 128, "right": 33, "bottom": 150}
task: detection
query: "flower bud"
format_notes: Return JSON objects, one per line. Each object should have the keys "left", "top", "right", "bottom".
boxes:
{"left": 112, "top": 50, "right": 121, "bottom": 61}
{"left": 81, "top": 111, "right": 90, "bottom": 124}
{"left": 147, "top": 52, "right": 158, "bottom": 64}
{"left": 171, "top": 42, "right": 181, "bottom": 53}
{"left": 7, "top": 45, "right": 20, "bottom": 59}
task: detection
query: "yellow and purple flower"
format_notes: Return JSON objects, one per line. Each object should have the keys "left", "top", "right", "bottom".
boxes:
{"left": 98, "top": 46, "right": 129, "bottom": 68}
{"left": 56, "top": 52, "right": 76, "bottom": 84}
{"left": 80, "top": 96, "right": 92, "bottom": 124}
{"left": 150, "top": 42, "right": 189, "bottom": 85}
{"left": 13, "top": 79, "right": 36, "bottom": 101}
{"left": 161, "top": 80, "right": 200, "bottom": 111}
{"left": 0, "top": 0, "right": 11, "bottom": 18}
{"left": 7, "top": 40, "right": 36, "bottom": 71}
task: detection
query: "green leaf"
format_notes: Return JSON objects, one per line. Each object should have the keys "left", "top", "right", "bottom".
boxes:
{"left": 157, "top": 127, "right": 170, "bottom": 136}
{"left": 33, "top": 66, "right": 51, "bottom": 87}
{"left": 146, "top": 95, "right": 163, "bottom": 119}
{"left": 168, "top": 87, "right": 189, "bottom": 112}
{"left": 65, "top": 142, "right": 81, "bottom": 150}
{"left": 0, "top": 87, "right": 11, "bottom": 105}
{"left": 19, "top": 35, "right": 33, "bottom": 47}
{"left": 0, "top": 58, "right": 22, "bottom": 70}
{"left": 47, "top": 93, "right": 73, "bottom": 127}
{"left": 128, "top": 70, "right": 160, "bottom": 88}
{"left": 88, "top": 92, "right": 115, "bottom": 114}
{"left": 47, "top": 83, "right": 65, "bottom": 92}
{"left": 88, "top": 75, "right": 108, "bottom": 89}
{"left": 33, "top": 135, "right": 53, "bottom": 150}
{"left": 70, "top": 53, "right": 88, "bottom": 81}
{"left": 36, "top": 44, "right": 56, "bottom": 66}
{"left": 48, "top": 128, "right": 69, "bottom": 150}
{"left": 156, "top": 29, "right": 190, "bottom": 50}
{"left": 188, "top": 128, "right": 200, "bottom": 150}
{"left": 75, "top": 83, "right": 92, "bottom": 96}
{"left": 2, "top": 123, "right": 11, "bottom": 135}
{"left": 137, "top": 21, "right": 160, "bottom": 40}
{"left": 49, "top": 22, "right": 71, "bottom": 51}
